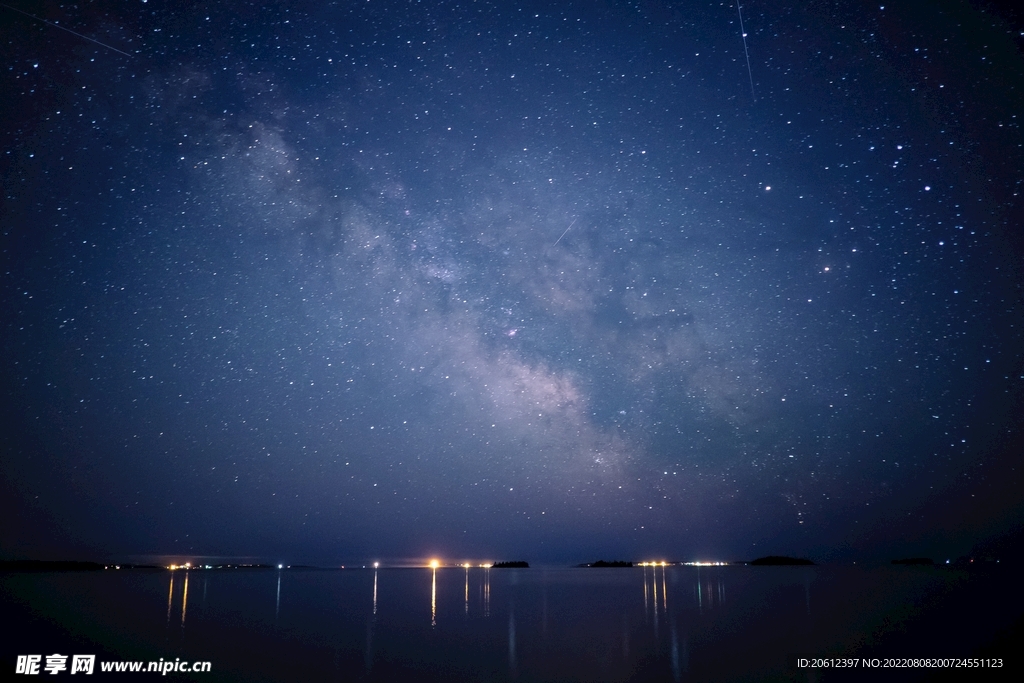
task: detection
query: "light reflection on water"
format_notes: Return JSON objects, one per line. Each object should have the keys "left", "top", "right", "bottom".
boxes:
{"left": 430, "top": 567, "right": 437, "bottom": 628}
{"left": 180, "top": 571, "right": 189, "bottom": 627}
{"left": 2, "top": 564, "right": 1019, "bottom": 682}
{"left": 163, "top": 571, "right": 191, "bottom": 629}
{"left": 165, "top": 572, "right": 174, "bottom": 625}
{"left": 274, "top": 569, "right": 281, "bottom": 620}
{"left": 365, "top": 564, "right": 796, "bottom": 678}
{"left": 693, "top": 566, "right": 727, "bottom": 614}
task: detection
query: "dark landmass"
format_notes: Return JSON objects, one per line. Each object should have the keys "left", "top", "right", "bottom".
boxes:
{"left": 952, "top": 556, "right": 1002, "bottom": 568}
{"left": 0, "top": 560, "right": 105, "bottom": 572}
{"left": 968, "top": 526, "right": 1022, "bottom": 563}
{"left": 748, "top": 556, "right": 815, "bottom": 566}
{"left": 0, "top": 560, "right": 287, "bottom": 571}
{"left": 578, "top": 560, "right": 633, "bottom": 568}
{"left": 892, "top": 557, "right": 935, "bottom": 565}
{"left": 491, "top": 561, "right": 529, "bottom": 568}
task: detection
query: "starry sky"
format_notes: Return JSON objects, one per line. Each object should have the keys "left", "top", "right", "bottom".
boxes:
{"left": 2, "top": 0, "right": 1023, "bottom": 566}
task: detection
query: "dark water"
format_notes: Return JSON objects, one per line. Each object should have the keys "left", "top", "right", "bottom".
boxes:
{"left": 2, "top": 565, "right": 1020, "bottom": 681}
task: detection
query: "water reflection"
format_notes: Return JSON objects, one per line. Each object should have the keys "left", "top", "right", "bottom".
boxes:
{"left": 643, "top": 567, "right": 649, "bottom": 613}
{"left": 644, "top": 564, "right": 668, "bottom": 637}
{"left": 653, "top": 575, "right": 659, "bottom": 638}
{"left": 644, "top": 564, "right": 671, "bottom": 615}
{"left": 275, "top": 570, "right": 281, "bottom": 620}
{"left": 430, "top": 567, "right": 437, "bottom": 627}
{"left": 694, "top": 567, "right": 726, "bottom": 613}
{"left": 639, "top": 564, "right": 732, "bottom": 678}
{"left": 409, "top": 566, "right": 506, "bottom": 626}
{"left": 4, "top": 562, "right": 987, "bottom": 683}
{"left": 163, "top": 570, "right": 191, "bottom": 639}
{"left": 366, "top": 567, "right": 378, "bottom": 674}
{"left": 180, "top": 571, "right": 189, "bottom": 627}
{"left": 662, "top": 565, "right": 668, "bottom": 612}
{"left": 483, "top": 566, "right": 491, "bottom": 617}
{"left": 166, "top": 573, "right": 174, "bottom": 626}
{"left": 150, "top": 564, "right": 796, "bottom": 680}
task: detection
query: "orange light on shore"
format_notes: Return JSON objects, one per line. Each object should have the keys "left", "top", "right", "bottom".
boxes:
{"left": 429, "top": 559, "right": 440, "bottom": 569}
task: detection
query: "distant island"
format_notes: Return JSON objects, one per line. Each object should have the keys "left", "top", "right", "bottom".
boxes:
{"left": 579, "top": 560, "right": 633, "bottom": 568}
{"left": 0, "top": 560, "right": 161, "bottom": 571}
{"left": 892, "top": 557, "right": 934, "bottom": 565}
{"left": 491, "top": 561, "right": 529, "bottom": 568}
{"left": 1, "top": 560, "right": 105, "bottom": 572}
{"left": 0, "top": 560, "right": 292, "bottom": 572}
{"left": 748, "top": 556, "right": 814, "bottom": 566}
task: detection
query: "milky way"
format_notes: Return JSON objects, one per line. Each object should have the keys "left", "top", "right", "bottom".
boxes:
{"left": 2, "top": 0, "right": 1022, "bottom": 564}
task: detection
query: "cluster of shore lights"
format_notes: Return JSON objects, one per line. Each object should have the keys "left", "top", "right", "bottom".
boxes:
{"left": 167, "top": 563, "right": 191, "bottom": 570}
{"left": 423, "top": 560, "right": 493, "bottom": 568}
{"left": 638, "top": 561, "right": 730, "bottom": 567}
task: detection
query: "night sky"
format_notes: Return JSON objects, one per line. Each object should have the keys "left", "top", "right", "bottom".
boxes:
{"left": 2, "top": 0, "right": 1023, "bottom": 567}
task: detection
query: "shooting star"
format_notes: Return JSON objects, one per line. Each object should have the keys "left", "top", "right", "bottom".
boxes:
{"left": 553, "top": 218, "right": 577, "bottom": 246}
{"left": 2, "top": 3, "right": 132, "bottom": 57}
{"left": 736, "top": 1, "right": 755, "bottom": 101}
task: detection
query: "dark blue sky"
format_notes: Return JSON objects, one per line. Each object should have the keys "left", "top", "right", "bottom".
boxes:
{"left": 2, "top": 0, "right": 1022, "bottom": 566}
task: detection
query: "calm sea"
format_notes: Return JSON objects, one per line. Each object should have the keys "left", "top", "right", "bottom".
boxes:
{"left": 2, "top": 564, "right": 1019, "bottom": 681}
